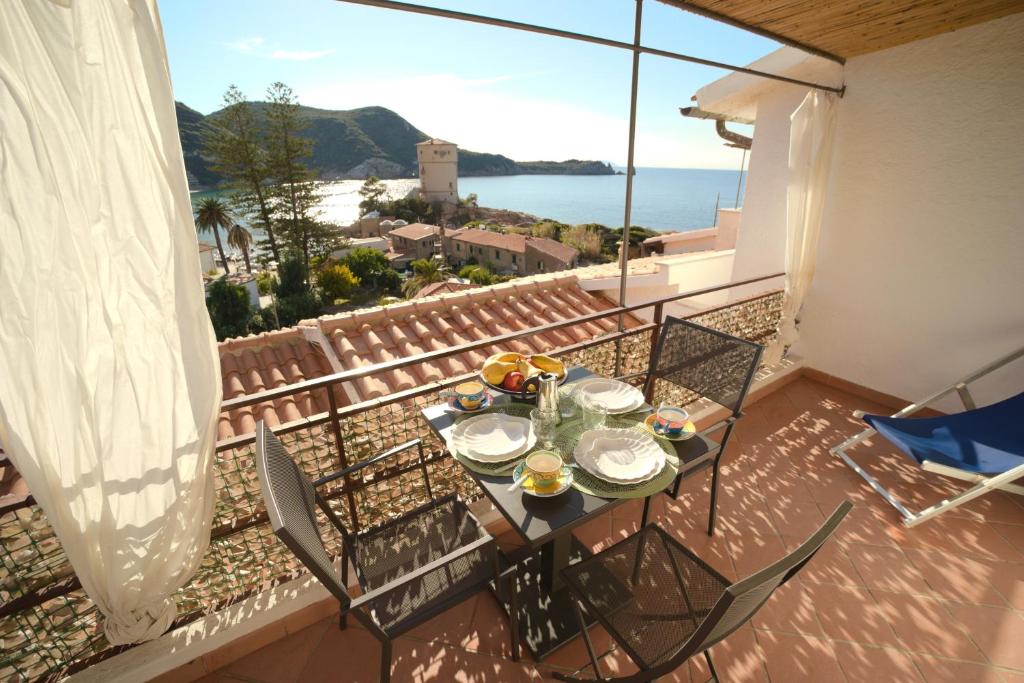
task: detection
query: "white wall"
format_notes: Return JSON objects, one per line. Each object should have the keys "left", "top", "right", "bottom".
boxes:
{"left": 579, "top": 250, "right": 736, "bottom": 321}
{"left": 727, "top": 85, "right": 811, "bottom": 289}
{"left": 797, "top": 13, "right": 1024, "bottom": 407}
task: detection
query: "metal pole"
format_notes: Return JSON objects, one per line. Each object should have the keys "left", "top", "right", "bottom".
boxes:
{"left": 734, "top": 147, "right": 747, "bottom": 208}
{"left": 333, "top": 0, "right": 845, "bottom": 96}
{"left": 614, "top": 0, "right": 643, "bottom": 377}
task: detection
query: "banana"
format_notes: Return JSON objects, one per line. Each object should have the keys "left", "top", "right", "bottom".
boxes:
{"left": 529, "top": 354, "right": 566, "bottom": 378}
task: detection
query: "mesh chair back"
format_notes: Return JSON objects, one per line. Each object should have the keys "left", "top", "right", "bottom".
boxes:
{"left": 255, "top": 422, "right": 351, "bottom": 607}
{"left": 649, "top": 317, "right": 763, "bottom": 415}
{"left": 682, "top": 502, "right": 852, "bottom": 657}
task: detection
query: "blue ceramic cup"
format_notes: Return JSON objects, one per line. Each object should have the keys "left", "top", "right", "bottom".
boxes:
{"left": 455, "top": 381, "right": 487, "bottom": 410}
{"left": 653, "top": 406, "right": 689, "bottom": 437}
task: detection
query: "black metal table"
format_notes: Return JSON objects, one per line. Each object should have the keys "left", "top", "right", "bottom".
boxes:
{"left": 421, "top": 366, "right": 719, "bottom": 659}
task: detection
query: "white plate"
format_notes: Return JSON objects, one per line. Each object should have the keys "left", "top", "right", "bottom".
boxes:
{"left": 575, "top": 378, "right": 646, "bottom": 414}
{"left": 451, "top": 414, "right": 536, "bottom": 463}
{"left": 574, "top": 428, "right": 665, "bottom": 483}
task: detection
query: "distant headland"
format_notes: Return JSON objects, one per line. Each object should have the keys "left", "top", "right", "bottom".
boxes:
{"left": 176, "top": 101, "right": 617, "bottom": 190}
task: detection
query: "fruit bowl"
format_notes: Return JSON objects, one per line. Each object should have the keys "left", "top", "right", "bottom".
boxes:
{"left": 479, "top": 352, "right": 567, "bottom": 401}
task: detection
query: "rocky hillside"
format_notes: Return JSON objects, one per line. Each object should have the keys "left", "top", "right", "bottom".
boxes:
{"left": 177, "top": 101, "right": 616, "bottom": 189}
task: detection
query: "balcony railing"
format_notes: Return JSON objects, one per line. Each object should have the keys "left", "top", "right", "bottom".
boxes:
{"left": 0, "top": 274, "right": 783, "bottom": 680}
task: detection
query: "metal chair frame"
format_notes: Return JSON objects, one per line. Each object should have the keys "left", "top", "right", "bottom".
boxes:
{"left": 643, "top": 317, "right": 764, "bottom": 535}
{"left": 830, "top": 345, "right": 1024, "bottom": 527}
{"left": 555, "top": 502, "right": 853, "bottom": 682}
{"left": 255, "top": 421, "right": 519, "bottom": 683}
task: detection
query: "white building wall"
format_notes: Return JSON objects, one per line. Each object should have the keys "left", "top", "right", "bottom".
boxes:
{"left": 797, "top": 14, "right": 1024, "bottom": 407}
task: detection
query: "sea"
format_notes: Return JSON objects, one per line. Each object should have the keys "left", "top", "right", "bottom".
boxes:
{"left": 193, "top": 167, "right": 746, "bottom": 248}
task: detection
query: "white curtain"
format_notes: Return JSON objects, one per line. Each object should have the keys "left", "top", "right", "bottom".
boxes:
{"left": 0, "top": 0, "right": 221, "bottom": 645}
{"left": 765, "top": 90, "right": 838, "bottom": 365}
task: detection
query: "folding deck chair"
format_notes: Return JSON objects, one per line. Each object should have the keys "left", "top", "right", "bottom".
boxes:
{"left": 830, "top": 345, "right": 1024, "bottom": 527}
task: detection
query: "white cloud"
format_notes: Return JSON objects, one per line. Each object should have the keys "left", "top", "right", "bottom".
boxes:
{"left": 270, "top": 49, "right": 336, "bottom": 62}
{"left": 300, "top": 73, "right": 741, "bottom": 169}
{"left": 227, "top": 36, "right": 265, "bottom": 54}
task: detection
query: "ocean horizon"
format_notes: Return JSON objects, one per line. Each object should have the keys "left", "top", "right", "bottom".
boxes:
{"left": 193, "top": 166, "right": 746, "bottom": 247}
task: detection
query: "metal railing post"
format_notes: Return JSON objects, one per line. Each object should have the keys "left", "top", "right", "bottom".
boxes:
{"left": 326, "top": 385, "right": 361, "bottom": 532}
{"left": 645, "top": 302, "right": 664, "bottom": 403}
{"left": 615, "top": 0, "right": 643, "bottom": 379}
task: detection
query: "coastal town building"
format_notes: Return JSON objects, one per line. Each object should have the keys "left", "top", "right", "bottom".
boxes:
{"left": 640, "top": 208, "right": 740, "bottom": 256}
{"left": 416, "top": 138, "right": 458, "bottom": 205}
{"left": 387, "top": 222, "right": 441, "bottom": 263}
{"left": 443, "top": 227, "right": 579, "bottom": 275}
{"left": 198, "top": 242, "right": 217, "bottom": 273}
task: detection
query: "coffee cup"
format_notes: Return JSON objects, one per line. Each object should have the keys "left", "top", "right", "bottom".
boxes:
{"left": 525, "top": 451, "right": 563, "bottom": 489}
{"left": 454, "top": 381, "right": 486, "bottom": 410}
{"left": 654, "top": 406, "right": 689, "bottom": 437}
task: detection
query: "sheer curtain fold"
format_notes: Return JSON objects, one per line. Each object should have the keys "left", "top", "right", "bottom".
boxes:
{"left": 0, "top": 0, "right": 221, "bottom": 644}
{"left": 765, "top": 90, "right": 838, "bottom": 365}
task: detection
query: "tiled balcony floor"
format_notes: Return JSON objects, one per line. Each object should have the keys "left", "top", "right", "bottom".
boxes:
{"left": 191, "top": 377, "right": 1024, "bottom": 682}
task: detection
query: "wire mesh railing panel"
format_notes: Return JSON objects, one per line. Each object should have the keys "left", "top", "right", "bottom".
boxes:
{"left": 0, "top": 290, "right": 783, "bottom": 679}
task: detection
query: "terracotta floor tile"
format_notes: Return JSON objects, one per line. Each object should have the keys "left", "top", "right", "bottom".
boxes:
{"left": 831, "top": 641, "right": 924, "bottom": 682}
{"left": 899, "top": 516, "right": 1024, "bottom": 562}
{"left": 904, "top": 547, "right": 1010, "bottom": 607}
{"left": 222, "top": 618, "right": 331, "bottom": 683}
{"left": 535, "top": 622, "right": 615, "bottom": 673}
{"left": 872, "top": 590, "right": 986, "bottom": 662}
{"left": 943, "top": 602, "right": 1024, "bottom": 670}
{"left": 296, "top": 625, "right": 384, "bottom": 683}
{"left": 768, "top": 499, "right": 827, "bottom": 540}
{"left": 751, "top": 579, "right": 823, "bottom": 636}
{"left": 989, "top": 562, "right": 1024, "bottom": 610}
{"left": 804, "top": 583, "right": 903, "bottom": 648}
{"left": 688, "top": 626, "right": 769, "bottom": 683}
{"left": 910, "top": 654, "right": 1007, "bottom": 683}
{"left": 405, "top": 593, "right": 481, "bottom": 649}
{"left": 391, "top": 638, "right": 540, "bottom": 682}
{"left": 781, "top": 535, "right": 864, "bottom": 587}
{"left": 462, "top": 592, "right": 521, "bottom": 660}
{"left": 990, "top": 522, "right": 1024, "bottom": 556}
{"left": 755, "top": 631, "right": 845, "bottom": 683}
{"left": 846, "top": 543, "right": 934, "bottom": 595}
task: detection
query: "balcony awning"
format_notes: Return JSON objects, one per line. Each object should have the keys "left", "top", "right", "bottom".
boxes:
{"left": 657, "top": 0, "right": 1024, "bottom": 62}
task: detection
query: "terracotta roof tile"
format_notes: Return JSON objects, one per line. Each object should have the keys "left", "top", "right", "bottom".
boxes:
{"left": 215, "top": 274, "right": 642, "bottom": 440}
{"left": 412, "top": 281, "right": 476, "bottom": 298}
{"left": 388, "top": 223, "right": 440, "bottom": 241}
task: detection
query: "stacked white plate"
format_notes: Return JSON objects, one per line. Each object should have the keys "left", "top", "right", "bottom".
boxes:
{"left": 575, "top": 378, "right": 646, "bottom": 414}
{"left": 573, "top": 428, "right": 665, "bottom": 484}
{"left": 451, "top": 414, "right": 536, "bottom": 463}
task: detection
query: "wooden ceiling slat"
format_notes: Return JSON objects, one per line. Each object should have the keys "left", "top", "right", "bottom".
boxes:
{"left": 658, "top": 0, "right": 1024, "bottom": 58}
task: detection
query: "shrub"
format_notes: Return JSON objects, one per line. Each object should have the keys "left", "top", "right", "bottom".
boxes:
{"left": 256, "top": 271, "right": 276, "bottom": 295}
{"left": 206, "top": 279, "right": 252, "bottom": 340}
{"left": 561, "top": 225, "right": 603, "bottom": 259}
{"left": 531, "top": 221, "right": 568, "bottom": 240}
{"left": 318, "top": 263, "right": 360, "bottom": 302}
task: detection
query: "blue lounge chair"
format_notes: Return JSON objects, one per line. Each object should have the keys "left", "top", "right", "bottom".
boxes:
{"left": 830, "top": 346, "right": 1024, "bottom": 527}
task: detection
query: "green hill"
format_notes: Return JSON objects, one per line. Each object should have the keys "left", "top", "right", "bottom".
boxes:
{"left": 177, "top": 101, "right": 615, "bottom": 189}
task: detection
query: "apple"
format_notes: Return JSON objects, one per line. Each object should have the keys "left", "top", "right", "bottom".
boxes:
{"left": 502, "top": 371, "right": 526, "bottom": 392}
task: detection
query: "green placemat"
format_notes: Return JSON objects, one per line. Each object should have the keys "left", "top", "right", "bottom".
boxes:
{"left": 450, "top": 398, "right": 678, "bottom": 497}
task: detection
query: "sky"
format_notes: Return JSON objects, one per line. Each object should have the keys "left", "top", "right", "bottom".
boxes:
{"left": 160, "top": 0, "right": 777, "bottom": 170}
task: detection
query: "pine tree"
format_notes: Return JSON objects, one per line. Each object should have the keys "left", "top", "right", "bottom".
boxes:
{"left": 265, "top": 82, "right": 322, "bottom": 276}
{"left": 202, "top": 85, "right": 281, "bottom": 262}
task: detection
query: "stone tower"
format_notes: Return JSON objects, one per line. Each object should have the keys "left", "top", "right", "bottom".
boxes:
{"left": 416, "top": 138, "right": 458, "bottom": 205}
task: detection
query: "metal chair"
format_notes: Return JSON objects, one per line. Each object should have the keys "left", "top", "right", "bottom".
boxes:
{"left": 555, "top": 501, "right": 853, "bottom": 682}
{"left": 643, "top": 317, "right": 764, "bottom": 534}
{"left": 254, "top": 421, "right": 518, "bottom": 683}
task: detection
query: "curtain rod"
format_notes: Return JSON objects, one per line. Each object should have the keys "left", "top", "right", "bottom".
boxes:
{"left": 333, "top": 0, "right": 845, "bottom": 95}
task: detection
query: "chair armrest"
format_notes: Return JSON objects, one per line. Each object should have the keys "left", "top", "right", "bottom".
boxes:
{"left": 314, "top": 439, "right": 422, "bottom": 487}
{"left": 348, "top": 535, "right": 495, "bottom": 612}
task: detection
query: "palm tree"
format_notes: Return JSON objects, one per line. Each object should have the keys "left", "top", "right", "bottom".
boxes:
{"left": 402, "top": 258, "right": 447, "bottom": 297}
{"left": 195, "top": 196, "right": 233, "bottom": 274}
{"left": 227, "top": 223, "right": 254, "bottom": 273}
